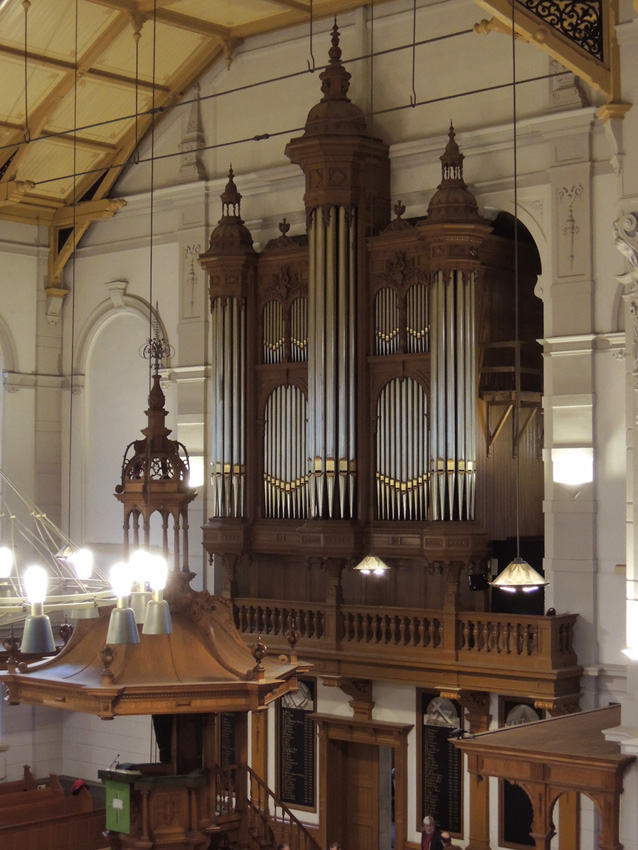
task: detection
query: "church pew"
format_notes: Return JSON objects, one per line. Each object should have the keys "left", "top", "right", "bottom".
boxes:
{"left": 0, "top": 807, "right": 106, "bottom": 850}
{"left": 0, "top": 784, "right": 94, "bottom": 827}
{"left": 0, "top": 773, "right": 64, "bottom": 808}
{"left": 0, "top": 764, "right": 37, "bottom": 794}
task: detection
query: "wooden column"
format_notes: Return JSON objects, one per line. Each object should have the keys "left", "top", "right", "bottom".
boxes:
{"left": 524, "top": 784, "right": 554, "bottom": 850}
{"left": 465, "top": 756, "right": 491, "bottom": 850}
{"left": 251, "top": 708, "right": 268, "bottom": 809}
{"left": 461, "top": 692, "right": 492, "bottom": 850}
{"left": 558, "top": 791, "right": 579, "bottom": 850}
{"left": 235, "top": 712, "right": 249, "bottom": 848}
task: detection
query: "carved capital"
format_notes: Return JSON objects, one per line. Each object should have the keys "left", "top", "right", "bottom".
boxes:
{"left": 615, "top": 212, "right": 638, "bottom": 278}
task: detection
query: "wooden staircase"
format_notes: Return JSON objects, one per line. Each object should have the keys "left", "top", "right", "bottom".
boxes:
{"left": 211, "top": 765, "right": 321, "bottom": 850}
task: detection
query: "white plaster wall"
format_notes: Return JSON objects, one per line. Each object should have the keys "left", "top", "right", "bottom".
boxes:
{"left": 62, "top": 712, "right": 155, "bottom": 781}
{"left": 0, "top": 702, "right": 63, "bottom": 780}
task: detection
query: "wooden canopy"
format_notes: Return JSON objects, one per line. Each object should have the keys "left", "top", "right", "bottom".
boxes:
{"left": 454, "top": 704, "right": 634, "bottom": 850}
{"left": 0, "top": 573, "right": 308, "bottom": 719}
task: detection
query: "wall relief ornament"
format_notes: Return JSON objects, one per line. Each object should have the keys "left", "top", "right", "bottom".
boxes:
{"left": 616, "top": 213, "right": 638, "bottom": 421}
{"left": 183, "top": 244, "right": 202, "bottom": 319}
{"left": 558, "top": 184, "right": 582, "bottom": 271}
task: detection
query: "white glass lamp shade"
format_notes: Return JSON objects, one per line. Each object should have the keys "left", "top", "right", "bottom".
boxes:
{"left": 354, "top": 553, "right": 390, "bottom": 576}
{"left": 491, "top": 557, "right": 549, "bottom": 592}
{"left": 110, "top": 562, "right": 132, "bottom": 599}
{"left": 0, "top": 545, "right": 13, "bottom": 578}
{"left": 24, "top": 565, "right": 48, "bottom": 604}
{"left": 70, "top": 547, "right": 93, "bottom": 580}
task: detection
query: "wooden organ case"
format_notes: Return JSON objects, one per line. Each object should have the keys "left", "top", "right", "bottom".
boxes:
{"left": 201, "top": 23, "right": 543, "bottom": 614}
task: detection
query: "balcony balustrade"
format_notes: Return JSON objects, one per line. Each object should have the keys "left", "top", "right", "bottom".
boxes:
{"left": 234, "top": 598, "right": 580, "bottom": 702}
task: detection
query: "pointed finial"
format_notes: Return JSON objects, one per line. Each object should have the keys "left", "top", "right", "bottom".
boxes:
{"left": 221, "top": 164, "right": 242, "bottom": 216}
{"left": 279, "top": 218, "right": 291, "bottom": 236}
{"left": 140, "top": 304, "right": 174, "bottom": 375}
{"left": 329, "top": 19, "right": 342, "bottom": 65}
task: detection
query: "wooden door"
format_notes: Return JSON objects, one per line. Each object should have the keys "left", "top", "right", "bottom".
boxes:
{"left": 338, "top": 741, "right": 380, "bottom": 850}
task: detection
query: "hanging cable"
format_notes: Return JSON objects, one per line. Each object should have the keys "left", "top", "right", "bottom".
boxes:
{"left": 410, "top": 0, "right": 417, "bottom": 107}
{"left": 0, "top": 27, "right": 481, "bottom": 159}
{"left": 67, "top": 0, "right": 79, "bottom": 545}
{"left": 369, "top": 0, "right": 374, "bottom": 134}
{"left": 511, "top": 0, "right": 521, "bottom": 558}
{"left": 22, "top": 0, "right": 30, "bottom": 142}
{"left": 134, "top": 19, "right": 141, "bottom": 164}
{"left": 148, "top": 0, "right": 158, "bottom": 392}
{"left": 27, "top": 69, "right": 561, "bottom": 190}
{"left": 307, "top": 0, "right": 316, "bottom": 72}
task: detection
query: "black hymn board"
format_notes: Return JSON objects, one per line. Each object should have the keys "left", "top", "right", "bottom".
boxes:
{"left": 278, "top": 678, "right": 316, "bottom": 809}
{"left": 420, "top": 693, "right": 463, "bottom": 834}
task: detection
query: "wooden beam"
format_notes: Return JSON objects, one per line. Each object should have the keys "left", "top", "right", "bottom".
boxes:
{"left": 41, "top": 133, "right": 117, "bottom": 154}
{"left": 51, "top": 197, "right": 127, "bottom": 228}
{"left": 0, "top": 180, "right": 36, "bottom": 207}
{"left": 2, "top": 14, "right": 131, "bottom": 184}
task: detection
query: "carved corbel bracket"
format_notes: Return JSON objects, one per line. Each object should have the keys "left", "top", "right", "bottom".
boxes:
{"left": 323, "top": 676, "right": 375, "bottom": 720}
{"left": 533, "top": 696, "right": 581, "bottom": 716}
{"left": 45, "top": 287, "right": 67, "bottom": 326}
{"left": 440, "top": 689, "right": 491, "bottom": 733}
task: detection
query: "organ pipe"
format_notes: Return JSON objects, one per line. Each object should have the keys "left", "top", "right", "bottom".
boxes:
{"left": 264, "top": 385, "right": 308, "bottom": 519}
{"left": 307, "top": 205, "right": 357, "bottom": 519}
{"left": 428, "top": 269, "right": 476, "bottom": 520}
{"left": 376, "top": 377, "right": 428, "bottom": 521}
{"left": 210, "top": 296, "right": 246, "bottom": 518}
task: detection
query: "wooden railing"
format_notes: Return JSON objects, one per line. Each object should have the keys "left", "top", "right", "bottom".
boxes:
{"left": 234, "top": 598, "right": 580, "bottom": 694}
{"left": 216, "top": 765, "right": 320, "bottom": 850}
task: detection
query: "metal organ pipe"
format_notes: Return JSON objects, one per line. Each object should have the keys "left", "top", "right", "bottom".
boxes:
{"left": 376, "top": 378, "right": 428, "bottom": 520}
{"left": 210, "top": 296, "right": 246, "bottom": 518}
{"left": 264, "top": 386, "right": 308, "bottom": 519}
{"left": 428, "top": 268, "right": 476, "bottom": 520}
{"left": 306, "top": 204, "right": 357, "bottom": 519}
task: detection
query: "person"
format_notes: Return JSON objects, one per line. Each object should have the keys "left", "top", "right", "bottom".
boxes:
{"left": 329, "top": 843, "right": 341, "bottom": 850}
{"left": 421, "top": 815, "right": 443, "bottom": 850}
{"left": 276, "top": 843, "right": 289, "bottom": 850}
{"left": 440, "top": 831, "right": 463, "bottom": 849}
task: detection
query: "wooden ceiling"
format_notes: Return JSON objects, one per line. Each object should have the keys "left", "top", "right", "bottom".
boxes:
{"left": 0, "top": 0, "right": 396, "bottom": 228}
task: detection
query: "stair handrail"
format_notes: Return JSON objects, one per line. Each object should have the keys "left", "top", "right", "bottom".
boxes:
{"left": 245, "top": 764, "right": 322, "bottom": 850}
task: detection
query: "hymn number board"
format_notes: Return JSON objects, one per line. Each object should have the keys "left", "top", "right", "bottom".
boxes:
{"left": 419, "top": 691, "right": 463, "bottom": 835}
{"left": 277, "top": 678, "right": 316, "bottom": 810}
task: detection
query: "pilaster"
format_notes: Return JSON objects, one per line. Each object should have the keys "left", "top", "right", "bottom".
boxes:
{"left": 542, "top": 114, "right": 597, "bottom": 671}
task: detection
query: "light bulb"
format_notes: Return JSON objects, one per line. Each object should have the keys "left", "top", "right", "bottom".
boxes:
{"left": 24, "top": 565, "right": 48, "bottom": 604}
{"left": 70, "top": 547, "right": 93, "bottom": 580}
{"left": 129, "top": 549, "right": 153, "bottom": 587}
{"left": 0, "top": 546, "right": 13, "bottom": 578}
{"left": 111, "top": 562, "right": 132, "bottom": 598}
{"left": 360, "top": 569, "right": 371, "bottom": 575}
{"left": 149, "top": 555, "right": 168, "bottom": 592}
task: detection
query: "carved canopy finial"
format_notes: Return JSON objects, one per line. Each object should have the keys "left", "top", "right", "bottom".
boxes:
{"left": 221, "top": 165, "right": 242, "bottom": 218}
{"left": 320, "top": 20, "right": 351, "bottom": 102}
{"left": 440, "top": 121, "right": 464, "bottom": 184}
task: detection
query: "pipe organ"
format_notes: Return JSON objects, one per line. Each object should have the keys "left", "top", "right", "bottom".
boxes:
{"left": 201, "top": 25, "right": 543, "bottom": 597}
